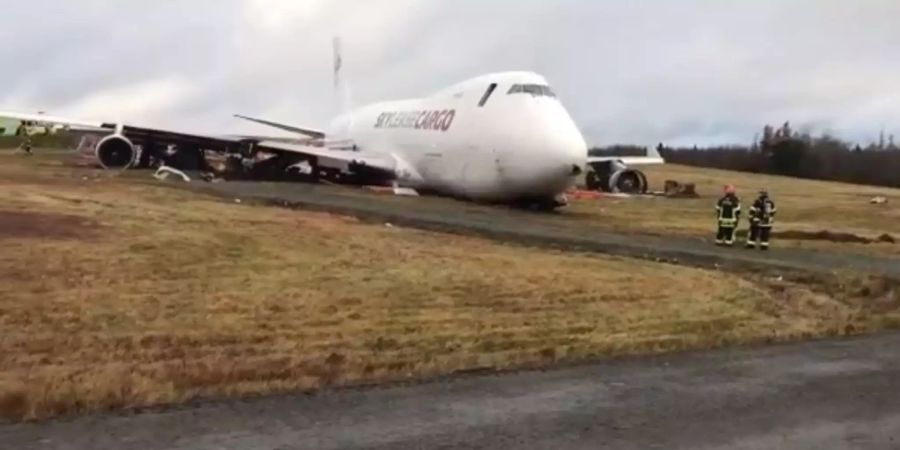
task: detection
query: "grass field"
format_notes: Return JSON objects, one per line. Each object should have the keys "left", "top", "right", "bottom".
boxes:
{"left": 572, "top": 164, "right": 900, "bottom": 256}
{"left": 1, "top": 151, "right": 899, "bottom": 421}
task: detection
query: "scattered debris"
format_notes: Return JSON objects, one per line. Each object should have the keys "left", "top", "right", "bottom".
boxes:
{"left": 364, "top": 185, "right": 420, "bottom": 196}
{"left": 199, "top": 172, "right": 223, "bottom": 183}
{"left": 602, "top": 192, "right": 634, "bottom": 199}
{"left": 565, "top": 189, "right": 603, "bottom": 200}
{"left": 286, "top": 160, "right": 313, "bottom": 175}
{"left": 870, "top": 196, "right": 888, "bottom": 205}
{"left": 365, "top": 185, "right": 396, "bottom": 194}
{"left": 153, "top": 165, "right": 191, "bottom": 182}
{"left": 392, "top": 186, "right": 420, "bottom": 197}
{"left": 663, "top": 180, "right": 699, "bottom": 198}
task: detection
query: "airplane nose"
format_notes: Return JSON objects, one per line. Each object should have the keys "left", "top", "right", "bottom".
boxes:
{"left": 506, "top": 122, "right": 587, "bottom": 195}
{"left": 545, "top": 116, "right": 589, "bottom": 175}
{"left": 493, "top": 99, "right": 588, "bottom": 197}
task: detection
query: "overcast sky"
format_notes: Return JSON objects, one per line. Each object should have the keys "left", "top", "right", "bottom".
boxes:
{"left": 1, "top": 0, "right": 899, "bottom": 146}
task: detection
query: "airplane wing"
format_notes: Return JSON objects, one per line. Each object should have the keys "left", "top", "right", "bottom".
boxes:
{"left": 587, "top": 146, "right": 665, "bottom": 166}
{"left": 0, "top": 111, "right": 108, "bottom": 131}
{"left": 234, "top": 114, "right": 326, "bottom": 139}
{"left": 257, "top": 140, "right": 395, "bottom": 172}
{"left": 0, "top": 110, "right": 243, "bottom": 152}
{"left": 0, "top": 110, "right": 400, "bottom": 180}
{"left": 0, "top": 111, "right": 325, "bottom": 150}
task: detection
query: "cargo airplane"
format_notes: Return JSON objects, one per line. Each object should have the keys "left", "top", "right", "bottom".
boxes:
{"left": 1, "top": 44, "right": 662, "bottom": 208}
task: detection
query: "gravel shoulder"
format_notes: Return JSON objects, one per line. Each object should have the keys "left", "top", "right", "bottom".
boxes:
{"left": 4, "top": 332, "right": 899, "bottom": 449}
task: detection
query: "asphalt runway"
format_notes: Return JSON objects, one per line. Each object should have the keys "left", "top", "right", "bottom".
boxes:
{"left": 196, "top": 181, "right": 900, "bottom": 278}
{"left": 4, "top": 333, "right": 899, "bottom": 449}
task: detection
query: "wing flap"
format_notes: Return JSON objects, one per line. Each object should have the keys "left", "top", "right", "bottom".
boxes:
{"left": 257, "top": 140, "right": 395, "bottom": 173}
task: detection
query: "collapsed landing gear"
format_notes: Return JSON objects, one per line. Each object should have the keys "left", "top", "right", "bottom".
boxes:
{"left": 511, "top": 194, "right": 569, "bottom": 212}
{"left": 167, "top": 146, "right": 207, "bottom": 171}
{"left": 239, "top": 154, "right": 318, "bottom": 182}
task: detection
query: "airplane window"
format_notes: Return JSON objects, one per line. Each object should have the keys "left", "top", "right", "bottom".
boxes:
{"left": 507, "top": 84, "right": 556, "bottom": 98}
{"left": 478, "top": 83, "right": 498, "bottom": 107}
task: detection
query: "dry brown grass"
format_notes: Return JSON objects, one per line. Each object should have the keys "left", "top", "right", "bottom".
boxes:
{"left": 1, "top": 152, "right": 899, "bottom": 421}
{"left": 572, "top": 164, "right": 900, "bottom": 256}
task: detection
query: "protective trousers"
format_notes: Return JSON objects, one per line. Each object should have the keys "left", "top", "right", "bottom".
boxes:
{"left": 747, "top": 224, "right": 772, "bottom": 249}
{"left": 716, "top": 225, "right": 736, "bottom": 246}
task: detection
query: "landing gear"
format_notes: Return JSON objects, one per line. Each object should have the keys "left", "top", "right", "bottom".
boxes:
{"left": 167, "top": 146, "right": 206, "bottom": 171}
{"left": 585, "top": 170, "right": 603, "bottom": 191}
{"left": 243, "top": 154, "right": 318, "bottom": 182}
{"left": 511, "top": 194, "right": 568, "bottom": 211}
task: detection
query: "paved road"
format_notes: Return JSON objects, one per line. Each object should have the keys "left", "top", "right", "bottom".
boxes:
{"left": 4, "top": 333, "right": 900, "bottom": 449}
{"left": 196, "top": 182, "right": 900, "bottom": 278}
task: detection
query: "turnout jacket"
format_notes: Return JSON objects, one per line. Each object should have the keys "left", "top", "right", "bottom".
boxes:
{"left": 748, "top": 197, "right": 777, "bottom": 227}
{"left": 716, "top": 194, "right": 742, "bottom": 226}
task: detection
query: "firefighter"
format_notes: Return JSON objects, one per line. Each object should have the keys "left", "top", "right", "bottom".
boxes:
{"left": 15, "top": 123, "right": 32, "bottom": 155}
{"left": 747, "top": 190, "right": 777, "bottom": 250}
{"left": 22, "top": 136, "right": 33, "bottom": 155}
{"left": 715, "top": 185, "right": 741, "bottom": 246}
{"left": 16, "top": 122, "right": 31, "bottom": 155}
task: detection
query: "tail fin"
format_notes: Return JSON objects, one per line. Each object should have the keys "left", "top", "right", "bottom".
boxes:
{"left": 332, "top": 36, "right": 352, "bottom": 116}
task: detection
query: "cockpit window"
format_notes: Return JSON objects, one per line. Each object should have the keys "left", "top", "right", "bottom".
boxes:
{"left": 507, "top": 84, "right": 556, "bottom": 98}
{"left": 478, "top": 83, "right": 498, "bottom": 107}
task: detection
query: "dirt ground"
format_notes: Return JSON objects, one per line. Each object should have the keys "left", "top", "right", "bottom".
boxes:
{"left": 0, "top": 210, "right": 99, "bottom": 240}
{"left": 5, "top": 332, "right": 900, "bottom": 450}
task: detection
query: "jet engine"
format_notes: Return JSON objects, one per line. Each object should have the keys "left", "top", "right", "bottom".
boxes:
{"left": 586, "top": 160, "right": 649, "bottom": 194}
{"left": 95, "top": 134, "right": 136, "bottom": 169}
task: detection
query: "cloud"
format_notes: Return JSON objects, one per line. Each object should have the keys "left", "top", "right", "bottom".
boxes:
{"left": 1, "top": 0, "right": 898, "bottom": 146}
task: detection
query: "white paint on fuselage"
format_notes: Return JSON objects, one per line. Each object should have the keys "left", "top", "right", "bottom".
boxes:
{"left": 327, "top": 72, "right": 587, "bottom": 202}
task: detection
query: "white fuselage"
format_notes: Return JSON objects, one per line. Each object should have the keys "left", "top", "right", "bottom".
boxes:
{"left": 326, "top": 72, "right": 587, "bottom": 202}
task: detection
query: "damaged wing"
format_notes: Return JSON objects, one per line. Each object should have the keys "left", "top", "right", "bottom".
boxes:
{"left": 257, "top": 140, "right": 395, "bottom": 173}
{"left": 234, "top": 114, "right": 326, "bottom": 139}
{"left": 0, "top": 110, "right": 324, "bottom": 167}
{"left": 587, "top": 145, "right": 665, "bottom": 166}
{"left": 0, "top": 110, "right": 401, "bottom": 183}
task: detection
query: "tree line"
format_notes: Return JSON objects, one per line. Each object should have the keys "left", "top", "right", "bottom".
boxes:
{"left": 592, "top": 123, "right": 900, "bottom": 188}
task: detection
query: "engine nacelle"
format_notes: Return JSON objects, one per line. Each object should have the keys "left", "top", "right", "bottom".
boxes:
{"left": 586, "top": 160, "right": 649, "bottom": 194}
{"left": 608, "top": 168, "right": 649, "bottom": 194}
{"left": 95, "top": 134, "right": 136, "bottom": 169}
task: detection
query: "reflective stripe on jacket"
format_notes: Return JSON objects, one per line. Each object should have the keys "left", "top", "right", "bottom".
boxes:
{"left": 716, "top": 194, "right": 741, "bottom": 226}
